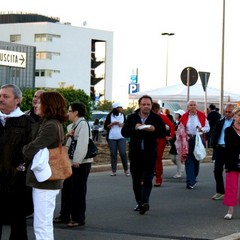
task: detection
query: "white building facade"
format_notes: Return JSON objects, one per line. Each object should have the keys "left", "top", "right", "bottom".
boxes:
{"left": 0, "top": 13, "right": 113, "bottom": 101}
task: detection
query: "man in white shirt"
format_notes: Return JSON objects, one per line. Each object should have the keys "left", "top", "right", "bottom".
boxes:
{"left": 179, "top": 100, "right": 210, "bottom": 189}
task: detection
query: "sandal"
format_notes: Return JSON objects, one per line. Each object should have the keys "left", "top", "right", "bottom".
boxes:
{"left": 67, "top": 221, "right": 85, "bottom": 227}
{"left": 53, "top": 216, "right": 69, "bottom": 223}
{"left": 53, "top": 217, "right": 64, "bottom": 223}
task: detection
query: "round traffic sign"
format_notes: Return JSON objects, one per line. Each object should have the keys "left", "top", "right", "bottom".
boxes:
{"left": 180, "top": 67, "right": 198, "bottom": 86}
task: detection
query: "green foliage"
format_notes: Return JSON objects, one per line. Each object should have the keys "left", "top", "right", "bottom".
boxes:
{"left": 57, "top": 88, "right": 92, "bottom": 120}
{"left": 123, "top": 102, "right": 138, "bottom": 116}
{"left": 21, "top": 88, "right": 92, "bottom": 120}
{"left": 93, "top": 99, "right": 137, "bottom": 116}
{"left": 21, "top": 88, "right": 137, "bottom": 131}
{"left": 94, "top": 100, "right": 113, "bottom": 111}
{"left": 21, "top": 88, "right": 36, "bottom": 111}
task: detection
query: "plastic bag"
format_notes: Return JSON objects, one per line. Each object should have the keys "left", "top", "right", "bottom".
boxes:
{"left": 193, "top": 132, "right": 206, "bottom": 161}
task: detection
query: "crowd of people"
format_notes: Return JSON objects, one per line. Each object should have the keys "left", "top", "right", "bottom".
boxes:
{"left": 1, "top": 83, "right": 240, "bottom": 240}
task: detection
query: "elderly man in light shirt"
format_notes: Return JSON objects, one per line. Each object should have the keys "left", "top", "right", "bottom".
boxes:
{"left": 179, "top": 100, "right": 210, "bottom": 189}
{"left": 211, "top": 104, "right": 234, "bottom": 200}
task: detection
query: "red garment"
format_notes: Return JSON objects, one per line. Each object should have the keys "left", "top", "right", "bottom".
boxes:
{"left": 180, "top": 110, "right": 207, "bottom": 143}
{"left": 155, "top": 138, "right": 166, "bottom": 185}
{"left": 180, "top": 110, "right": 206, "bottom": 128}
{"left": 154, "top": 114, "right": 175, "bottom": 185}
{"left": 224, "top": 172, "right": 240, "bottom": 206}
{"left": 175, "top": 123, "right": 189, "bottom": 163}
{"left": 159, "top": 113, "right": 175, "bottom": 138}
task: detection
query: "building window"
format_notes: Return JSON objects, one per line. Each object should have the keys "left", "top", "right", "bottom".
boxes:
{"left": 10, "top": 34, "right": 21, "bottom": 42}
{"left": 36, "top": 51, "right": 60, "bottom": 60}
{"left": 34, "top": 34, "right": 61, "bottom": 42}
{"left": 35, "top": 69, "right": 60, "bottom": 77}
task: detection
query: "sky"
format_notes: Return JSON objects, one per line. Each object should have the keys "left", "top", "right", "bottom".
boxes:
{"left": 1, "top": 0, "right": 240, "bottom": 105}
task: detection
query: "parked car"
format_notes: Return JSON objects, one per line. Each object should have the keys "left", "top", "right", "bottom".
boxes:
{"left": 88, "top": 111, "right": 109, "bottom": 137}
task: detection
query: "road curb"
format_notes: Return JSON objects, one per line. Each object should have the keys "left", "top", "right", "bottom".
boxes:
{"left": 91, "top": 156, "right": 212, "bottom": 173}
{"left": 215, "top": 233, "right": 240, "bottom": 240}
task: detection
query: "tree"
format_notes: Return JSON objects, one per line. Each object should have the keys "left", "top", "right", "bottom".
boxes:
{"left": 57, "top": 88, "right": 92, "bottom": 120}
{"left": 21, "top": 88, "right": 93, "bottom": 120}
{"left": 122, "top": 102, "right": 138, "bottom": 116}
{"left": 94, "top": 100, "right": 113, "bottom": 111}
{"left": 21, "top": 88, "right": 35, "bottom": 111}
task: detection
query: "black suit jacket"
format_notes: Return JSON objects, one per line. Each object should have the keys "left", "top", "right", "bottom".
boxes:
{"left": 207, "top": 110, "right": 221, "bottom": 130}
{"left": 211, "top": 117, "right": 233, "bottom": 149}
{"left": 121, "top": 109, "right": 166, "bottom": 162}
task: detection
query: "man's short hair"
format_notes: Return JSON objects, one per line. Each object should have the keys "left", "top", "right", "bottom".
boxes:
{"left": 1, "top": 84, "right": 22, "bottom": 104}
{"left": 152, "top": 102, "right": 160, "bottom": 112}
{"left": 138, "top": 95, "right": 153, "bottom": 105}
{"left": 209, "top": 104, "right": 216, "bottom": 110}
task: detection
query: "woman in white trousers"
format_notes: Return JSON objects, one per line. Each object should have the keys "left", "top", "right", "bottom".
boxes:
{"left": 23, "top": 92, "right": 68, "bottom": 240}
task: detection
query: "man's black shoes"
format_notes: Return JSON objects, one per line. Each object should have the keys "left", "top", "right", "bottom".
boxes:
{"left": 139, "top": 203, "right": 149, "bottom": 215}
{"left": 134, "top": 205, "right": 141, "bottom": 211}
{"left": 134, "top": 203, "right": 150, "bottom": 214}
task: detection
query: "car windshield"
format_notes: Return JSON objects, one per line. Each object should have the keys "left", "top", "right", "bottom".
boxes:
{"left": 89, "top": 112, "right": 109, "bottom": 128}
{"left": 91, "top": 113, "right": 108, "bottom": 121}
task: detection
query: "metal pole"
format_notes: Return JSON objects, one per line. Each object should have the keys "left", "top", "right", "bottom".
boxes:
{"left": 204, "top": 73, "right": 207, "bottom": 115}
{"left": 187, "top": 67, "right": 190, "bottom": 102}
{"left": 220, "top": 0, "right": 225, "bottom": 115}
{"left": 165, "top": 38, "right": 169, "bottom": 87}
{"left": 161, "top": 33, "right": 174, "bottom": 87}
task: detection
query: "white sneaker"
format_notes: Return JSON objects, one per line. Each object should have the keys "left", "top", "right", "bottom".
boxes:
{"left": 212, "top": 193, "right": 224, "bottom": 200}
{"left": 173, "top": 174, "right": 182, "bottom": 178}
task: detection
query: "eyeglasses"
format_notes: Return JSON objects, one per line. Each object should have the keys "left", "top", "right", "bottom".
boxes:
{"left": 225, "top": 111, "right": 232, "bottom": 113}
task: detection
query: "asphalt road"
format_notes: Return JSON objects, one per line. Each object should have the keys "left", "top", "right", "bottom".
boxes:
{"left": 2, "top": 162, "right": 240, "bottom": 240}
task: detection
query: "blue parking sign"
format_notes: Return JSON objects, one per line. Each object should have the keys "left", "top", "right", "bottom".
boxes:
{"left": 129, "top": 83, "right": 139, "bottom": 94}
{"left": 130, "top": 75, "right": 138, "bottom": 83}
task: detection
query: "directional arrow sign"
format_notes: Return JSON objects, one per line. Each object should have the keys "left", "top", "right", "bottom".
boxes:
{"left": 0, "top": 49, "right": 26, "bottom": 68}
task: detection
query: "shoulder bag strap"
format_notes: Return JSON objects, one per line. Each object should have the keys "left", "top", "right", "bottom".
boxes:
{"left": 82, "top": 119, "right": 91, "bottom": 138}
{"left": 72, "top": 120, "right": 81, "bottom": 131}
{"left": 72, "top": 119, "right": 90, "bottom": 138}
{"left": 53, "top": 120, "right": 63, "bottom": 153}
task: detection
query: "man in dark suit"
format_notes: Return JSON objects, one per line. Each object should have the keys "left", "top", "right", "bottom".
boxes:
{"left": 211, "top": 104, "right": 234, "bottom": 200}
{"left": 0, "top": 84, "right": 32, "bottom": 240}
{"left": 121, "top": 95, "right": 166, "bottom": 214}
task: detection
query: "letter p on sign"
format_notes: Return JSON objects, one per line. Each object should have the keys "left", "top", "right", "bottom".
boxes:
{"left": 129, "top": 83, "right": 139, "bottom": 94}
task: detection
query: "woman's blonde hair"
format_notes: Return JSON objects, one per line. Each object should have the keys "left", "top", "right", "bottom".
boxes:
{"left": 232, "top": 107, "right": 240, "bottom": 116}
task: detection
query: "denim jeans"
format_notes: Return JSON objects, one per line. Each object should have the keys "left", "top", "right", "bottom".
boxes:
{"left": 185, "top": 137, "right": 200, "bottom": 186}
{"left": 108, "top": 138, "right": 128, "bottom": 173}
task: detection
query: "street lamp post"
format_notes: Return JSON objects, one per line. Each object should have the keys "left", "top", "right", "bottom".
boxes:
{"left": 161, "top": 32, "right": 175, "bottom": 87}
{"left": 220, "top": 0, "right": 225, "bottom": 115}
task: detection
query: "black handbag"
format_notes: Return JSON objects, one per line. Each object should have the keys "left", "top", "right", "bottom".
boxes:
{"left": 85, "top": 138, "right": 98, "bottom": 159}
{"left": 68, "top": 120, "right": 98, "bottom": 159}
{"left": 68, "top": 121, "right": 81, "bottom": 160}
{"left": 85, "top": 120, "right": 98, "bottom": 159}
{"left": 68, "top": 137, "right": 77, "bottom": 160}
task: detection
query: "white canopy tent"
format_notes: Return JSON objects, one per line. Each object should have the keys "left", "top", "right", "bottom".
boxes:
{"left": 129, "top": 84, "right": 240, "bottom": 104}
